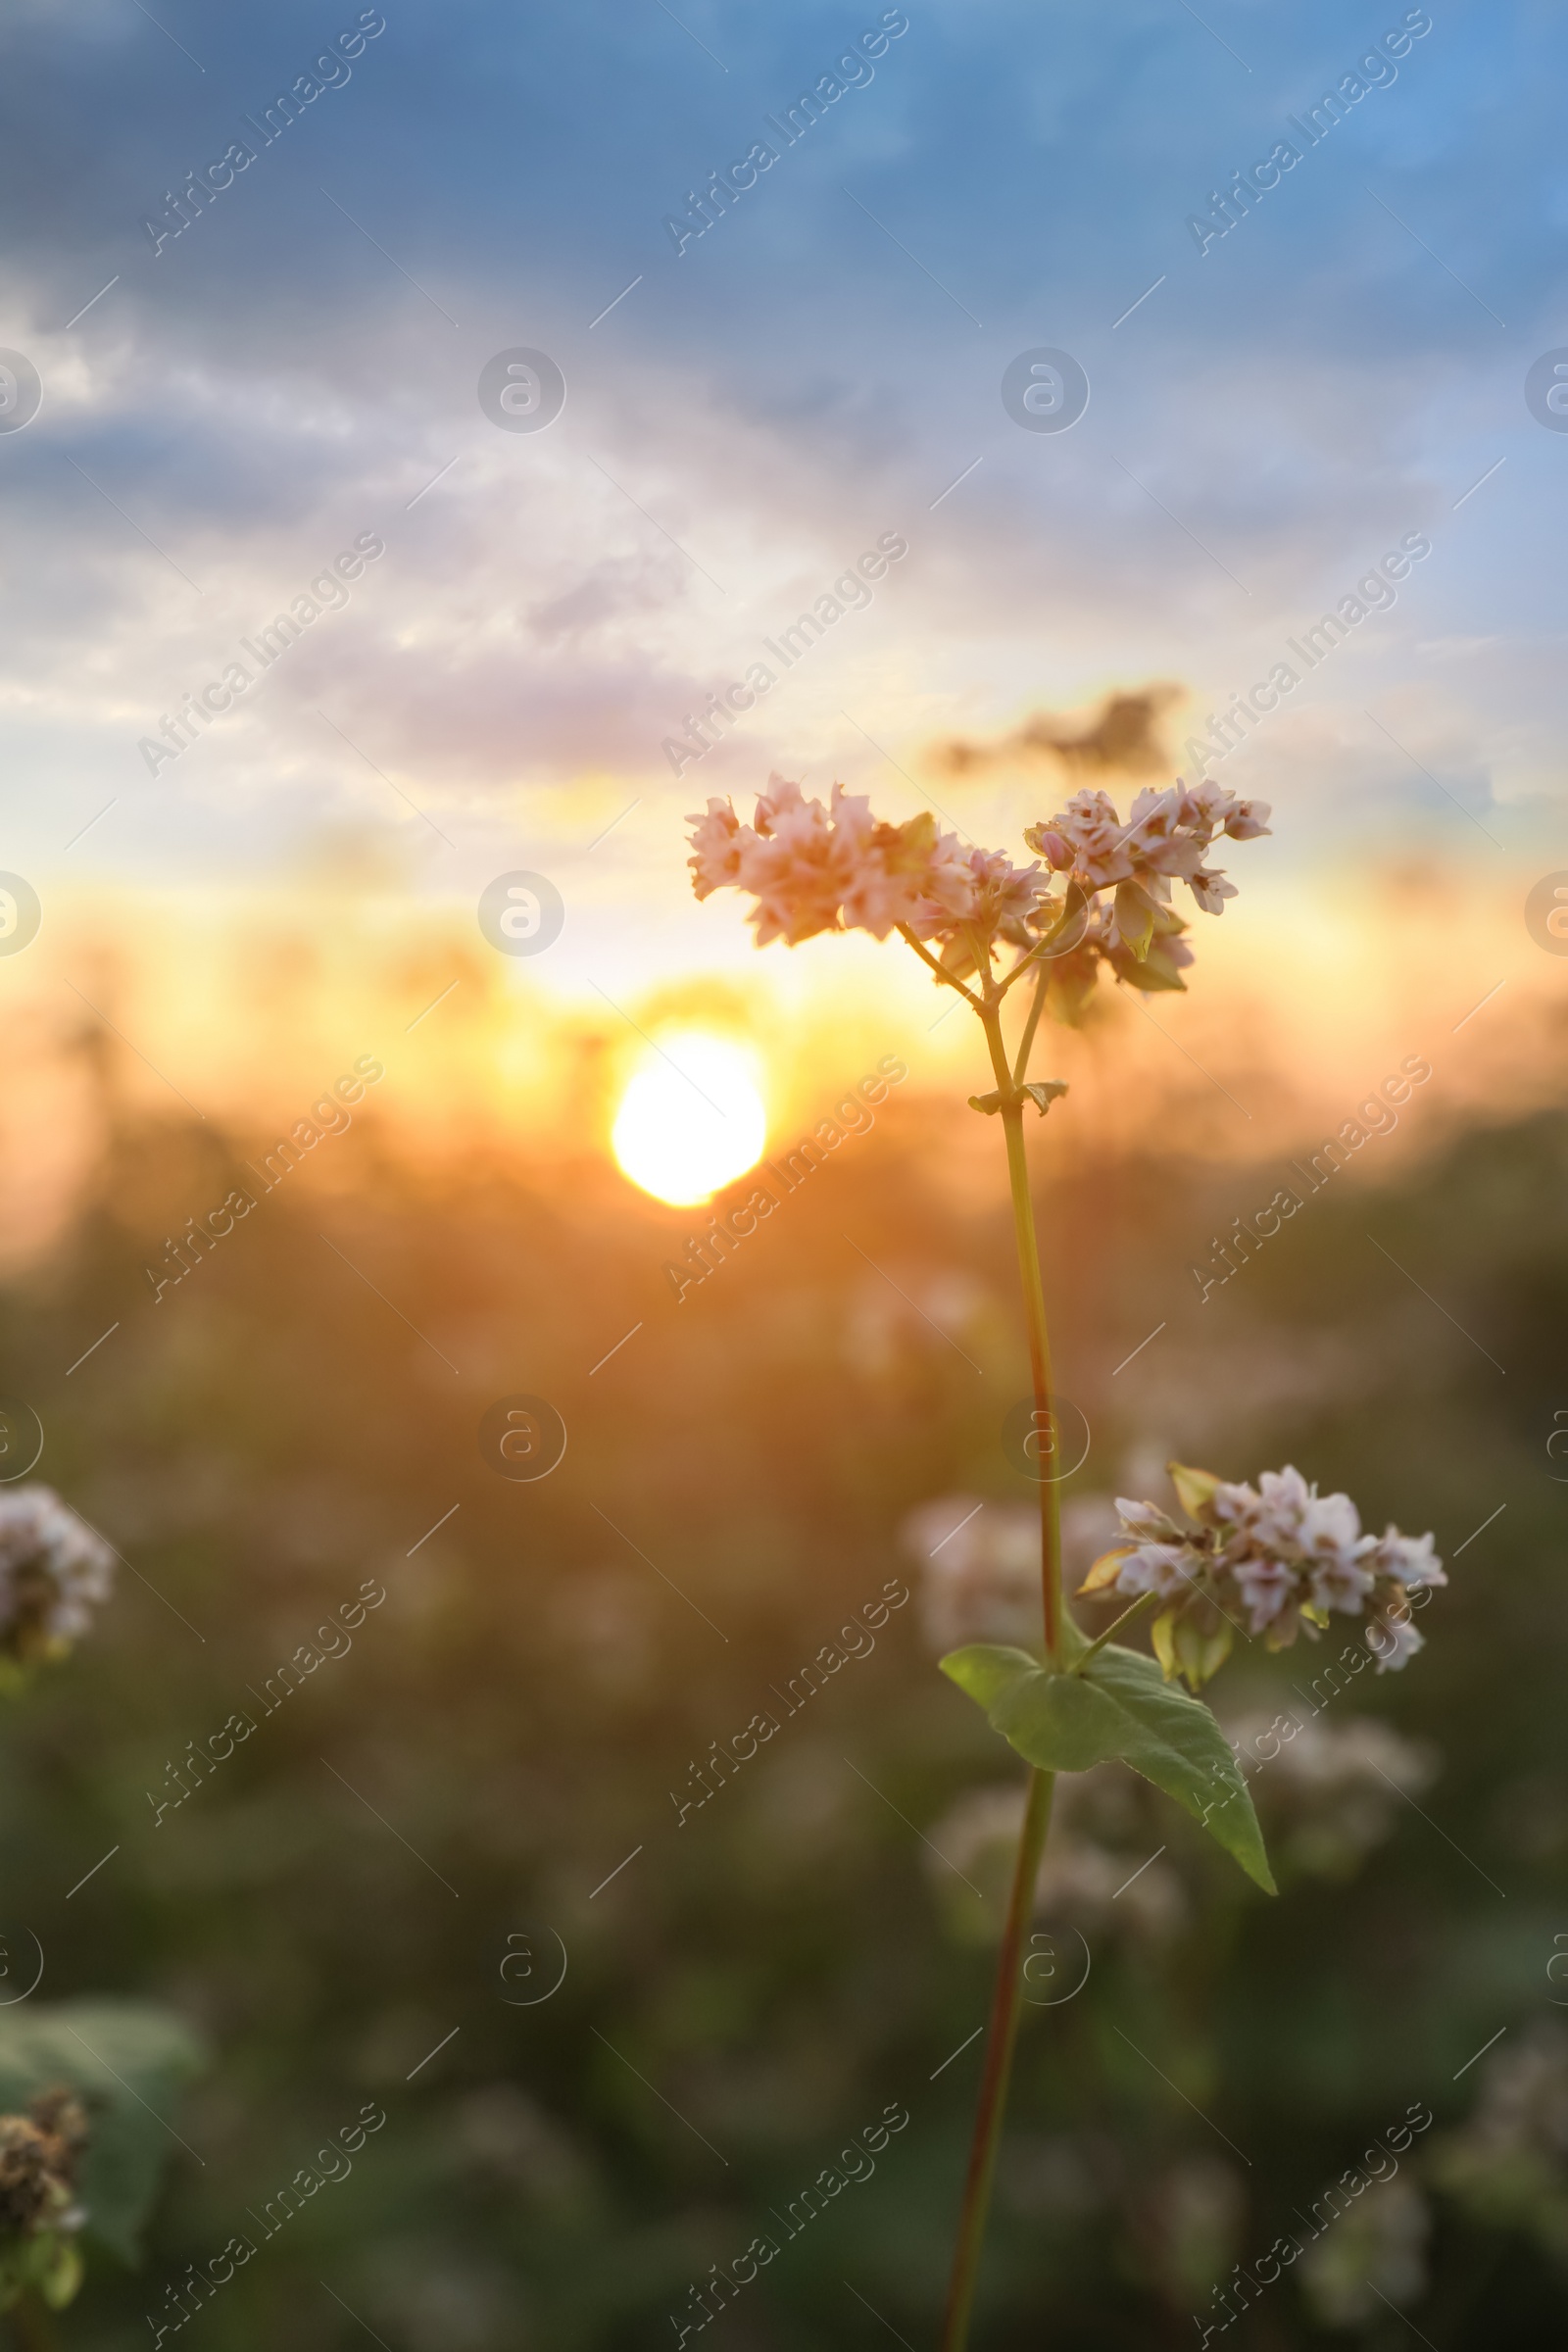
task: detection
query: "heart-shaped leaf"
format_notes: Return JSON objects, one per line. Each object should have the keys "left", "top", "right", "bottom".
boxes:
{"left": 942, "top": 1645, "right": 1128, "bottom": 1773}
{"left": 1078, "top": 1644, "right": 1273, "bottom": 1890}
{"left": 0, "top": 2001, "right": 207, "bottom": 2261}
{"left": 941, "top": 1641, "right": 1274, "bottom": 1893}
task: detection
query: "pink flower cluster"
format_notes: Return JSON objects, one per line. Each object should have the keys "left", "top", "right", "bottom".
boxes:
{"left": 687, "top": 773, "right": 1270, "bottom": 1010}
{"left": 1082, "top": 1463, "right": 1445, "bottom": 1686}
{"left": 687, "top": 775, "right": 1044, "bottom": 950}
{"left": 1025, "top": 779, "right": 1270, "bottom": 930}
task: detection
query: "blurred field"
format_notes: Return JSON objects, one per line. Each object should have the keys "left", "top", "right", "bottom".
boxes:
{"left": 1, "top": 959, "right": 1564, "bottom": 2351}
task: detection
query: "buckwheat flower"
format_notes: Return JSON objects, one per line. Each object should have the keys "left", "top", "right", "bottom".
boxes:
{"left": 688, "top": 765, "right": 1266, "bottom": 1031}
{"left": 686, "top": 798, "right": 745, "bottom": 900}
{"left": 1232, "top": 1553, "right": 1298, "bottom": 1633}
{"left": 1113, "top": 1495, "right": 1183, "bottom": 1544}
{"left": 0, "top": 1489, "right": 115, "bottom": 1670}
{"left": 735, "top": 778, "right": 848, "bottom": 946}
{"left": 1114, "top": 1543, "right": 1193, "bottom": 1600}
{"left": 1081, "top": 1462, "right": 1444, "bottom": 1690}
{"left": 1369, "top": 1527, "right": 1446, "bottom": 1589}
{"left": 1187, "top": 867, "right": 1239, "bottom": 915}
{"left": 1298, "top": 1491, "right": 1375, "bottom": 1614}
{"left": 1122, "top": 786, "right": 1208, "bottom": 882}
{"left": 1230, "top": 1465, "right": 1312, "bottom": 1555}
{"left": 1221, "top": 798, "right": 1270, "bottom": 840}
{"left": 1367, "top": 1614, "right": 1426, "bottom": 1671}
{"left": 1025, "top": 789, "right": 1132, "bottom": 889}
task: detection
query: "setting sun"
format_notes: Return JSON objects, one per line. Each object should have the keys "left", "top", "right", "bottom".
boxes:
{"left": 611, "top": 1031, "right": 767, "bottom": 1206}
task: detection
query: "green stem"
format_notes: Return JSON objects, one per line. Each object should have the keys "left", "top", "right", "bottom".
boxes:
{"left": 938, "top": 1767, "right": 1054, "bottom": 2352}
{"left": 896, "top": 924, "right": 983, "bottom": 1011}
{"left": 979, "top": 1001, "right": 1062, "bottom": 1659}
{"left": 938, "top": 987, "right": 1069, "bottom": 2352}
{"left": 9, "top": 2295, "right": 61, "bottom": 2352}
{"left": 1073, "top": 1586, "right": 1158, "bottom": 1670}
{"left": 1010, "top": 962, "right": 1049, "bottom": 1089}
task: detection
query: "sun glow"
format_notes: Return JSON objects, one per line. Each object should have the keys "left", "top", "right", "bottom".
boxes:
{"left": 612, "top": 1031, "right": 768, "bottom": 1206}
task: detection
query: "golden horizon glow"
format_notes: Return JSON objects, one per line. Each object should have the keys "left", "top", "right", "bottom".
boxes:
{"left": 612, "top": 1031, "right": 768, "bottom": 1205}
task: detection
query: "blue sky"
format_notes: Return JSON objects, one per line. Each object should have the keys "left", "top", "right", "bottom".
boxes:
{"left": 0, "top": 0, "right": 1561, "bottom": 983}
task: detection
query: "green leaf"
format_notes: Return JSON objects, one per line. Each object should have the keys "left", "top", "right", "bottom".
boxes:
{"left": 1114, "top": 881, "right": 1155, "bottom": 960}
{"left": 942, "top": 1644, "right": 1126, "bottom": 1772}
{"left": 1114, "top": 951, "right": 1187, "bottom": 993}
{"left": 941, "top": 1642, "right": 1040, "bottom": 1712}
{"left": 0, "top": 2001, "right": 207, "bottom": 2261}
{"left": 1081, "top": 1644, "right": 1274, "bottom": 1892}
{"left": 967, "top": 1083, "right": 1068, "bottom": 1120}
{"left": 940, "top": 1641, "right": 1275, "bottom": 1893}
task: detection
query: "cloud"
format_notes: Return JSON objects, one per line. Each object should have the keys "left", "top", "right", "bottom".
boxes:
{"left": 929, "top": 685, "right": 1184, "bottom": 781}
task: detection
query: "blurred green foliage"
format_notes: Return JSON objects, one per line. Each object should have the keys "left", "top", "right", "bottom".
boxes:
{"left": 2, "top": 1060, "right": 1565, "bottom": 2348}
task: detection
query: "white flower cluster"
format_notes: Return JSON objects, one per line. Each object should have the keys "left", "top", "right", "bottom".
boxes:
{"left": 0, "top": 1489, "right": 115, "bottom": 1668}
{"left": 1083, "top": 1462, "right": 1444, "bottom": 1686}
{"left": 687, "top": 772, "right": 1268, "bottom": 1016}
{"left": 1025, "top": 779, "right": 1270, "bottom": 919}
{"left": 687, "top": 775, "right": 1042, "bottom": 950}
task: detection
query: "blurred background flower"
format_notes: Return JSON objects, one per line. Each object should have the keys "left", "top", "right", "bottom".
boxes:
{"left": 1225, "top": 1711, "right": 1437, "bottom": 1881}
{"left": 1297, "top": 2178, "right": 1432, "bottom": 2328}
